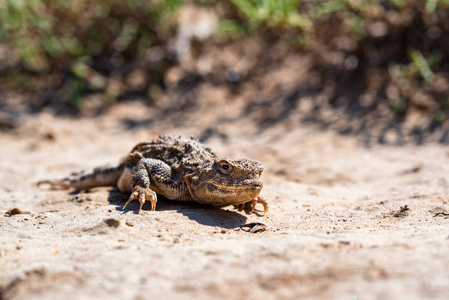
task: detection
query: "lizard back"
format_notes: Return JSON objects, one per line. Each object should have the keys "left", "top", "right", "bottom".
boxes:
{"left": 128, "top": 134, "right": 217, "bottom": 175}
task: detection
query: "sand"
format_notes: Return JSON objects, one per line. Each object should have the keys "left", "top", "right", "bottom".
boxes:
{"left": 1, "top": 102, "right": 449, "bottom": 299}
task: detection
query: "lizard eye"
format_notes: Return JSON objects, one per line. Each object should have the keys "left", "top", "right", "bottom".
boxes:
{"left": 218, "top": 163, "right": 233, "bottom": 175}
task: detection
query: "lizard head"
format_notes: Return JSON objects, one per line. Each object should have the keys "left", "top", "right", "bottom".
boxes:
{"left": 184, "top": 157, "right": 264, "bottom": 207}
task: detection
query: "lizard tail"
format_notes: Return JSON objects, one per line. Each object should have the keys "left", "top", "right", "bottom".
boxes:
{"left": 37, "top": 163, "right": 124, "bottom": 191}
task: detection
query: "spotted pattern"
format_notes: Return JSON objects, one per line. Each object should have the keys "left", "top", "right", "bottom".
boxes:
{"left": 43, "top": 134, "right": 265, "bottom": 209}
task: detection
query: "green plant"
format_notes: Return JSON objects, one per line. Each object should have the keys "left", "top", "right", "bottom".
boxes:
{"left": 229, "top": 0, "right": 310, "bottom": 30}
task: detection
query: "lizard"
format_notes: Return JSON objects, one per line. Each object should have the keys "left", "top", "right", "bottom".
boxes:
{"left": 37, "top": 134, "right": 268, "bottom": 214}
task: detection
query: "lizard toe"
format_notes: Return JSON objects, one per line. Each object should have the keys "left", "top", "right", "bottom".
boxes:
{"left": 237, "top": 197, "right": 269, "bottom": 215}
{"left": 123, "top": 187, "right": 158, "bottom": 212}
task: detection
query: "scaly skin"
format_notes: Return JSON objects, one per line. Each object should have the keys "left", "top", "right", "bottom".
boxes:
{"left": 37, "top": 135, "right": 267, "bottom": 214}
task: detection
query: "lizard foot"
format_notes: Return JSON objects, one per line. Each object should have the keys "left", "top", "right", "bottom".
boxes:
{"left": 123, "top": 186, "right": 157, "bottom": 212}
{"left": 36, "top": 179, "right": 71, "bottom": 190}
{"left": 235, "top": 196, "right": 269, "bottom": 214}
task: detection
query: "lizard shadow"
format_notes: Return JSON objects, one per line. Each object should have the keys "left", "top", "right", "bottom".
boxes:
{"left": 107, "top": 189, "right": 248, "bottom": 229}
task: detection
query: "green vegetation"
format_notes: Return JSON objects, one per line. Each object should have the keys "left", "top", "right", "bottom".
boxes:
{"left": 228, "top": 0, "right": 310, "bottom": 30}
{"left": 1, "top": 0, "right": 449, "bottom": 124}
{"left": 0, "top": 0, "right": 183, "bottom": 110}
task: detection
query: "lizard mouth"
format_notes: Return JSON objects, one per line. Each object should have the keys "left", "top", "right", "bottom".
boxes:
{"left": 249, "top": 181, "right": 263, "bottom": 189}
{"left": 191, "top": 179, "right": 263, "bottom": 206}
{"left": 225, "top": 180, "right": 263, "bottom": 191}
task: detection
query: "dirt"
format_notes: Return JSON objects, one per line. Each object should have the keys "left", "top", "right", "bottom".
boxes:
{"left": 1, "top": 100, "right": 449, "bottom": 300}
{"left": 390, "top": 205, "right": 411, "bottom": 218}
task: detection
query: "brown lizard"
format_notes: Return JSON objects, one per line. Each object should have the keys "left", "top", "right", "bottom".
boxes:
{"left": 37, "top": 134, "right": 268, "bottom": 214}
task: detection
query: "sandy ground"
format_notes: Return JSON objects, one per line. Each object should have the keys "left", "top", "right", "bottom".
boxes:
{"left": 1, "top": 102, "right": 449, "bottom": 300}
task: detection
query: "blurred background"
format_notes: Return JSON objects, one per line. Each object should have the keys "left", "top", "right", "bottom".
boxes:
{"left": 2, "top": 4, "right": 449, "bottom": 298}
{"left": 1, "top": 0, "right": 449, "bottom": 144}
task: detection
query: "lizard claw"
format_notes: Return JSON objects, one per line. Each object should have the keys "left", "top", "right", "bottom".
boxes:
{"left": 235, "top": 196, "right": 269, "bottom": 215}
{"left": 123, "top": 187, "right": 157, "bottom": 212}
{"left": 123, "top": 192, "right": 138, "bottom": 209}
{"left": 254, "top": 196, "right": 269, "bottom": 214}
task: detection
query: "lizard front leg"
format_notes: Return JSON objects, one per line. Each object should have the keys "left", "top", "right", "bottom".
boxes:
{"left": 122, "top": 158, "right": 182, "bottom": 212}
{"left": 123, "top": 159, "right": 157, "bottom": 212}
{"left": 235, "top": 196, "right": 269, "bottom": 214}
